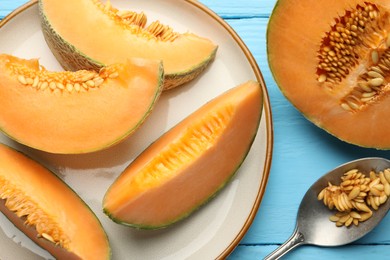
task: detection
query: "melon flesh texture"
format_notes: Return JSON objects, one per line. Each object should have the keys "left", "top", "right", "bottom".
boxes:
{"left": 0, "top": 54, "right": 162, "bottom": 154}
{"left": 267, "top": 0, "right": 390, "bottom": 149}
{"left": 39, "top": 0, "right": 218, "bottom": 90}
{"left": 0, "top": 143, "right": 110, "bottom": 259}
{"left": 103, "top": 81, "right": 263, "bottom": 229}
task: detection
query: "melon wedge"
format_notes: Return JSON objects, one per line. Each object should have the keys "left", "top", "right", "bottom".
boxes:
{"left": 0, "top": 143, "right": 110, "bottom": 259}
{"left": 103, "top": 81, "right": 263, "bottom": 229}
{"left": 38, "top": 0, "right": 218, "bottom": 90}
{"left": 0, "top": 53, "right": 163, "bottom": 154}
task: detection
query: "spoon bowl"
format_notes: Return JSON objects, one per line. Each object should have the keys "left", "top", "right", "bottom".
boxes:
{"left": 264, "top": 157, "right": 390, "bottom": 259}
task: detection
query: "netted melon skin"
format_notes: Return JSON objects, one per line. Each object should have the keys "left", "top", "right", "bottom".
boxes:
{"left": 39, "top": 1, "right": 103, "bottom": 73}
{"left": 163, "top": 48, "right": 217, "bottom": 90}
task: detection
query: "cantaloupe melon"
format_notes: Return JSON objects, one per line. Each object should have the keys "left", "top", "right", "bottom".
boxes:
{"left": 0, "top": 53, "right": 163, "bottom": 154}
{"left": 267, "top": 0, "right": 390, "bottom": 149}
{"left": 38, "top": 0, "right": 218, "bottom": 90}
{"left": 103, "top": 81, "right": 263, "bottom": 229}
{"left": 0, "top": 143, "right": 110, "bottom": 259}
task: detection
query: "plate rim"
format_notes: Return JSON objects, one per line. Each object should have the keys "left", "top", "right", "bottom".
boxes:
{"left": 0, "top": 0, "right": 274, "bottom": 258}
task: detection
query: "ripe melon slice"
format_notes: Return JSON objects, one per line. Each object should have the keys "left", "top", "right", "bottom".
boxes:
{"left": 0, "top": 53, "right": 163, "bottom": 154}
{"left": 0, "top": 143, "right": 110, "bottom": 259}
{"left": 103, "top": 81, "right": 263, "bottom": 229}
{"left": 267, "top": 0, "right": 390, "bottom": 149}
{"left": 38, "top": 0, "right": 218, "bottom": 90}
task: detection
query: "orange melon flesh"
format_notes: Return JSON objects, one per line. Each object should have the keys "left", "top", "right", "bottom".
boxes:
{"left": 0, "top": 54, "right": 163, "bottom": 154}
{"left": 39, "top": 0, "right": 217, "bottom": 89}
{"left": 0, "top": 143, "right": 110, "bottom": 259}
{"left": 103, "top": 81, "right": 263, "bottom": 229}
{"left": 267, "top": 0, "right": 390, "bottom": 149}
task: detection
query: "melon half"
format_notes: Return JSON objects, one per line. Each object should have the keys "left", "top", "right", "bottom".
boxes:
{"left": 267, "top": 0, "right": 390, "bottom": 149}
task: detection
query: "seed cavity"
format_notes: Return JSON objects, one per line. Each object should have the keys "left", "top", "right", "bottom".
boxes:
{"left": 94, "top": 0, "right": 179, "bottom": 42}
{"left": 0, "top": 176, "right": 70, "bottom": 248}
{"left": 315, "top": 3, "right": 390, "bottom": 112}
{"left": 127, "top": 106, "right": 235, "bottom": 192}
{"left": 9, "top": 60, "right": 121, "bottom": 94}
{"left": 316, "top": 3, "right": 380, "bottom": 84}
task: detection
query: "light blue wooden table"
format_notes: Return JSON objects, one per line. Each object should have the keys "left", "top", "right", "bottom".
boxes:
{"left": 2, "top": 0, "right": 390, "bottom": 259}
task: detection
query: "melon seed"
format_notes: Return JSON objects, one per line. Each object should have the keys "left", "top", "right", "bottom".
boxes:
{"left": 109, "top": 72, "right": 119, "bottom": 79}
{"left": 378, "top": 63, "right": 389, "bottom": 72}
{"left": 32, "top": 76, "right": 39, "bottom": 88}
{"left": 371, "top": 50, "right": 379, "bottom": 64}
{"left": 66, "top": 83, "right": 74, "bottom": 92}
{"left": 358, "top": 82, "right": 372, "bottom": 92}
{"left": 371, "top": 66, "right": 384, "bottom": 75}
{"left": 74, "top": 83, "right": 81, "bottom": 92}
{"left": 56, "top": 82, "right": 65, "bottom": 90}
{"left": 17, "top": 75, "right": 27, "bottom": 85}
{"left": 26, "top": 78, "right": 34, "bottom": 85}
{"left": 318, "top": 74, "right": 327, "bottom": 83}
{"left": 49, "top": 82, "right": 57, "bottom": 90}
{"left": 93, "top": 77, "right": 104, "bottom": 87}
{"left": 41, "top": 233, "right": 55, "bottom": 244}
{"left": 40, "top": 82, "right": 49, "bottom": 91}
{"left": 368, "top": 78, "right": 384, "bottom": 87}
{"left": 341, "top": 102, "right": 352, "bottom": 111}
{"left": 362, "top": 91, "right": 376, "bottom": 98}
{"left": 79, "top": 72, "right": 96, "bottom": 82}
{"left": 86, "top": 80, "right": 95, "bottom": 88}
{"left": 367, "top": 70, "right": 383, "bottom": 79}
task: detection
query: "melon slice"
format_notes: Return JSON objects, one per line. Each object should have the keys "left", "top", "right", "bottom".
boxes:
{"left": 103, "top": 81, "right": 263, "bottom": 229}
{"left": 0, "top": 143, "right": 110, "bottom": 259}
{"left": 267, "top": 0, "right": 390, "bottom": 149}
{"left": 38, "top": 0, "right": 218, "bottom": 90}
{"left": 0, "top": 53, "right": 163, "bottom": 154}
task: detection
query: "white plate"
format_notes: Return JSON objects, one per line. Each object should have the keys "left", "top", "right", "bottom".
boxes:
{"left": 0, "top": 1, "right": 273, "bottom": 259}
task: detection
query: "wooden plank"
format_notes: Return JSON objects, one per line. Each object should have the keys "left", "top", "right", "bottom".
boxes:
{"left": 229, "top": 244, "right": 390, "bottom": 259}
{"left": 1, "top": 0, "right": 276, "bottom": 19}
{"left": 0, "top": 1, "right": 29, "bottom": 19}
{"left": 199, "top": 0, "right": 274, "bottom": 18}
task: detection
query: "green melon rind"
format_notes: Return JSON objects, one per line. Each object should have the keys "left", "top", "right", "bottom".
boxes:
{"left": 38, "top": 0, "right": 103, "bottom": 72}
{"left": 38, "top": 0, "right": 217, "bottom": 90}
{"left": 102, "top": 96, "right": 263, "bottom": 230}
{"left": 0, "top": 143, "right": 111, "bottom": 259}
{"left": 163, "top": 47, "right": 218, "bottom": 90}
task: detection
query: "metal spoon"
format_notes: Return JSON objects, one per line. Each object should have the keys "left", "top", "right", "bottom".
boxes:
{"left": 264, "top": 157, "right": 390, "bottom": 260}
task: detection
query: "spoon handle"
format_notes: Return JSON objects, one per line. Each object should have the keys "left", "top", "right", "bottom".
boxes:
{"left": 263, "top": 228, "right": 305, "bottom": 260}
